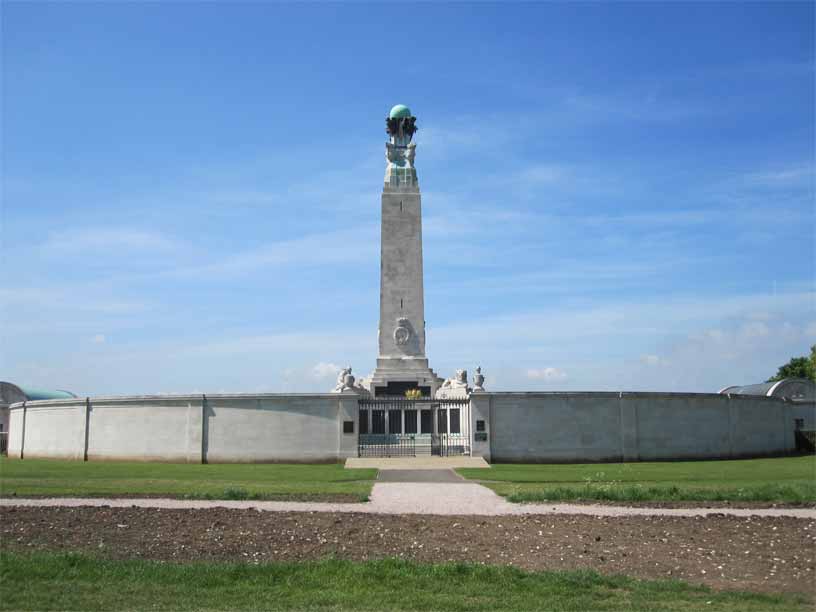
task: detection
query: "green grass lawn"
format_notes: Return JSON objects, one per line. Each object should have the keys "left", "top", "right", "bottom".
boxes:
{"left": 458, "top": 455, "right": 816, "bottom": 503}
{"left": 1, "top": 551, "right": 809, "bottom": 612}
{"left": 0, "top": 458, "right": 376, "bottom": 501}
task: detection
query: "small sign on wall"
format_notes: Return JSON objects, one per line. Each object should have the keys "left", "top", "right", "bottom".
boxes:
{"left": 474, "top": 432, "right": 488, "bottom": 442}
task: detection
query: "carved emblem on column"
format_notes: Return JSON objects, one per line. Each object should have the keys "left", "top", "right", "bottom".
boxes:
{"left": 394, "top": 317, "right": 412, "bottom": 346}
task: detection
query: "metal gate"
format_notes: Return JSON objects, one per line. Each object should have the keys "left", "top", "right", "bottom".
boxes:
{"left": 431, "top": 433, "right": 471, "bottom": 457}
{"left": 358, "top": 434, "right": 416, "bottom": 457}
{"left": 357, "top": 397, "right": 470, "bottom": 457}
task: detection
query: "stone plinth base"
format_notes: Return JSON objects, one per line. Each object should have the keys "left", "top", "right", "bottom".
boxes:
{"left": 364, "top": 357, "right": 443, "bottom": 397}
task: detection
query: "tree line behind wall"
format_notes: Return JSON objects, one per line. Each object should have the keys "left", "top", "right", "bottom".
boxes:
{"left": 768, "top": 345, "right": 816, "bottom": 383}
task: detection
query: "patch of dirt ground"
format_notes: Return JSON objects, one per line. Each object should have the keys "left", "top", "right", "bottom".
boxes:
{"left": 1, "top": 506, "right": 814, "bottom": 596}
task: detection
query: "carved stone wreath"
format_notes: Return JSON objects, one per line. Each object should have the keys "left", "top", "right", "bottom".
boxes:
{"left": 393, "top": 322, "right": 412, "bottom": 346}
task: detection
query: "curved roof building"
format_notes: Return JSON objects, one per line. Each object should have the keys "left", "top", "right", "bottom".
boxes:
{"left": 0, "top": 382, "right": 77, "bottom": 406}
{"left": 719, "top": 378, "right": 814, "bottom": 402}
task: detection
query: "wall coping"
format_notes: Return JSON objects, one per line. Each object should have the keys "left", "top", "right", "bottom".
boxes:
{"left": 9, "top": 390, "right": 797, "bottom": 411}
{"left": 482, "top": 391, "right": 788, "bottom": 402}
{"left": 8, "top": 393, "right": 345, "bottom": 410}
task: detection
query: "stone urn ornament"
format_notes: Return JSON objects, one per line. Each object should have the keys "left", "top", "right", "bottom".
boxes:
{"left": 473, "top": 366, "right": 485, "bottom": 391}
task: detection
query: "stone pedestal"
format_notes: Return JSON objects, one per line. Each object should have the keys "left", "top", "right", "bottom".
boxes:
{"left": 368, "top": 356, "right": 442, "bottom": 397}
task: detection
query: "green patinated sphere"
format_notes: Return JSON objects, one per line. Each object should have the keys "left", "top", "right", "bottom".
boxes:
{"left": 389, "top": 104, "right": 412, "bottom": 119}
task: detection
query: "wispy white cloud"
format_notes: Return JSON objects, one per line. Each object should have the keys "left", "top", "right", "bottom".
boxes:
{"left": 562, "top": 90, "right": 712, "bottom": 123}
{"left": 2, "top": 285, "right": 811, "bottom": 396}
{"left": 517, "top": 164, "right": 568, "bottom": 185}
{"left": 526, "top": 367, "right": 568, "bottom": 381}
{"left": 312, "top": 361, "right": 342, "bottom": 380}
{"left": 2, "top": 107, "right": 812, "bottom": 397}
{"left": 40, "top": 228, "right": 182, "bottom": 256}
{"left": 161, "top": 226, "right": 379, "bottom": 280}
{"left": 0, "top": 286, "right": 148, "bottom": 315}
{"left": 640, "top": 354, "right": 666, "bottom": 367}
{"left": 743, "top": 163, "right": 815, "bottom": 187}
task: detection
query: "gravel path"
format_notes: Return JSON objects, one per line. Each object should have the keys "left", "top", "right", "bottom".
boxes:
{"left": 3, "top": 481, "right": 816, "bottom": 518}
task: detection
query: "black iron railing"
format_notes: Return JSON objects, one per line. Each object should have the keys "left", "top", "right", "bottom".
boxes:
{"left": 358, "top": 398, "right": 471, "bottom": 457}
{"left": 358, "top": 434, "right": 416, "bottom": 458}
{"left": 431, "top": 433, "right": 471, "bottom": 457}
{"left": 795, "top": 429, "right": 815, "bottom": 454}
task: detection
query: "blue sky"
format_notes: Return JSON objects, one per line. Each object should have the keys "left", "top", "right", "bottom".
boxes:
{"left": 2, "top": 2, "right": 813, "bottom": 395}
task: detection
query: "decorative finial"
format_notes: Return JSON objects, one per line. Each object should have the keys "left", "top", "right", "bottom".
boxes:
{"left": 473, "top": 366, "right": 486, "bottom": 392}
{"left": 386, "top": 104, "right": 417, "bottom": 141}
{"left": 384, "top": 105, "right": 418, "bottom": 189}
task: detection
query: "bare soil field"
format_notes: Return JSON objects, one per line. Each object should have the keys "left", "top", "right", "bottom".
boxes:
{"left": 2, "top": 506, "right": 813, "bottom": 597}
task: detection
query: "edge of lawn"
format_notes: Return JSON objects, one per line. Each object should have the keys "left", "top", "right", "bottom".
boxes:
{"left": 1, "top": 550, "right": 812, "bottom": 612}
{"left": 0, "top": 459, "right": 378, "bottom": 502}
{"left": 455, "top": 457, "right": 816, "bottom": 506}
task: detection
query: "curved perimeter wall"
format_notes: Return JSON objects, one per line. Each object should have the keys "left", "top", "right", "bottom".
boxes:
{"left": 7, "top": 394, "right": 359, "bottom": 463}
{"left": 7, "top": 391, "right": 814, "bottom": 463}
{"left": 476, "top": 392, "right": 814, "bottom": 463}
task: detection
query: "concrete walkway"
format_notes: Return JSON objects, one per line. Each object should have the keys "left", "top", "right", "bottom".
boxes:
{"left": 345, "top": 457, "right": 490, "bottom": 470}
{"left": 376, "top": 469, "right": 466, "bottom": 483}
{"left": 3, "top": 477, "right": 815, "bottom": 519}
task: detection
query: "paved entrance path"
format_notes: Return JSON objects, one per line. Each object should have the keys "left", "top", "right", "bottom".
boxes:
{"left": 3, "top": 476, "right": 815, "bottom": 518}
{"left": 376, "top": 469, "right": 466, "bottom": 483}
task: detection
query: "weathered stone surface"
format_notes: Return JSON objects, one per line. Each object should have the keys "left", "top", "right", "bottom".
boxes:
{"left": 367, "top": 106, "right": 443, "bottom": 396}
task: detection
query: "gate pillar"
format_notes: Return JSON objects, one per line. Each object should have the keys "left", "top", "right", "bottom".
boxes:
{"left": 337, "top": 391, "right": 360, "bottom": 459}
{"left": 470, "top": 392, "right": 491, "bottom": 462}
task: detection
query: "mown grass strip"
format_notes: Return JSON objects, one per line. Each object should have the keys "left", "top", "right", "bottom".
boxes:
{"left": 1, "top": 551, "right": 810, "bottom": 611}
{"left": 490, "top": 482, "right": 816, "bottom": 504}
{"left": 0, "top": 458, "right": 376, "bottom": 501}
{"left": 459, "top": 456, "right": 816, "bottom": 503}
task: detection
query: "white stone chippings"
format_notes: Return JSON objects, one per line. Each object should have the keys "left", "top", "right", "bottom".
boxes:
{"left": 2, "top": 484, "right": 815, "bottom": 519}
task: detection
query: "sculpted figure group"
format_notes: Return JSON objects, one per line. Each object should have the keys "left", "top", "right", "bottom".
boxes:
{"left": 331, "top": 367, "right": 369, "bottom": 395}
{"left": 435, "top": 367, "right": 486, "bottom": 399}
{"left": 331, "top": 365, "right": 484, "bottom": 398}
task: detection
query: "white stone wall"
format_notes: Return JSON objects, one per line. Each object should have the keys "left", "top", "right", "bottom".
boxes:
{"left": 87, "top": 397, "right": 201, "bottom": 463}
{"left": 490, "top": 393, "right": 622, "bottom": 462}
{"left": 7, "top": 394, "right": 356, "bottom": 463}
{"left": 10, "top": 399, "right": 86, "bottom": 460}
{"left": 6, "top": 392, "right": 809, "bottom": 463}
{"left": 791, "top": 401, "right": 816, "bottom": 430}
{"left": 204, "top": 395, "right": 343, "bottom": 463}
{"left": 487, "top": 392, "right": 804, "bottom": 462}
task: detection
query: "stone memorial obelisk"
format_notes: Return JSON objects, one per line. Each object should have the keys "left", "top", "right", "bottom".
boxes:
{"left": 366, "top": 104, "right": 443, "bottom": 397}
